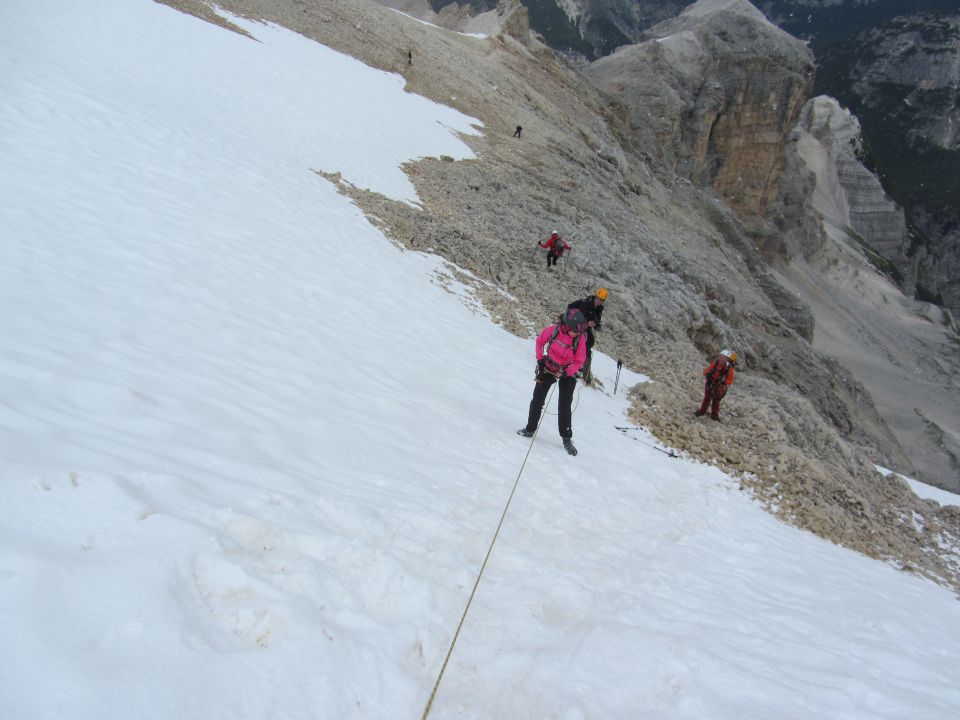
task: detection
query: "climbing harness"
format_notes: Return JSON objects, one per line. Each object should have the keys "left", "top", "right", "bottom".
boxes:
{"left": 541, "top": 323, "right": 581, "bottom": 377}
{"left": 421, "top": 386, "right": 557, "bottom": 719}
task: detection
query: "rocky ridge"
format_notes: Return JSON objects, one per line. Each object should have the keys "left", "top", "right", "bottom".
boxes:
{"left": 792, "top": 97, "right": 906, "bottom": 272}
{"left": 157, "top": 0, "right": 959, "bottom": 591}
{"left": 578, "top": 0, "right": 960, "bottom": 492}
{"left": 436, "top": 0, "right": 960, "bottom": 320}
{"left": 777, "top": 94, "right": 960, "bottom": 493}
{"left": 817, "top": 12, "right": 960, "bottom": 316}
{"left": 583, "top": 0, "right": 815, "bottom": 219}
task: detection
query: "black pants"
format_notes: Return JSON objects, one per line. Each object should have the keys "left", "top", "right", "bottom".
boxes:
{"left": 524, "top": 370, "right": 576, "bottom": 438}
{"left": 547, "top": 252, "right": 560, "bottom": 267}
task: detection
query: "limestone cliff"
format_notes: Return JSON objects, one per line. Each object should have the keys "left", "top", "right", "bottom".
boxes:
{"left": 583, "top": 0, "right": 814, "bottom": 217}
{"left": 779, "top": 94, "right": 960, "bottom": 489}
{"left": 791, "top": 96, "right": 906, "bottom": 267}
{"left": 817, "top": 13, "right": 960, "bottom": 315}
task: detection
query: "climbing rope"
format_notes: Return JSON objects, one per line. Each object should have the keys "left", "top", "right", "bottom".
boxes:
{"left": 543, "top": 375, "right": 582, "bottom": 415}
{"left": 420, "top": 384, "right": 557, "bottom": 719}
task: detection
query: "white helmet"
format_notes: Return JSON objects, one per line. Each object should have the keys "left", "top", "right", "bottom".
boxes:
{"left": 720, "top": 349, "right": 732, "bottom": 358}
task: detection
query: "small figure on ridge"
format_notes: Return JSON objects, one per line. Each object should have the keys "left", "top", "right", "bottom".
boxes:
{"left": 538, "top": 230, "right": 569, "bottom": 269}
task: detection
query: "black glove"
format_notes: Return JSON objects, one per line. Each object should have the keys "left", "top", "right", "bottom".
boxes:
{"left": 537, "top": 359, "right": 546, "bottom": 374}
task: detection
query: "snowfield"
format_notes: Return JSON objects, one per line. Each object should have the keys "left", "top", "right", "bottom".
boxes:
{"left": 1, "top": 0, "right": 958, "bottom": 718}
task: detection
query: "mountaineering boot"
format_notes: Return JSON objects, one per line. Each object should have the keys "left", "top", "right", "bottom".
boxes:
{"left": 563, "top": 438, "right": 578, "bottom": 456}
{"left": 517, "top": 428, "right": 534, "bottom": 438}
{"left": 710, "top": 415, "right": 720, "bottom": 422}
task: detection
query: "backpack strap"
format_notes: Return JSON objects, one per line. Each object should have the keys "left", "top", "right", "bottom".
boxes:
{"left": 542, "top": 324, "right": 561, "bottom": 361}
{"left": 543, "top": 324, "right": 580, "bottom": 373}
{"left": 706, "top": 357, "right": 729, "bottom": 386}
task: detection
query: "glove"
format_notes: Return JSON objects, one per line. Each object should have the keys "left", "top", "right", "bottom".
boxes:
{"left": 536, "top": 359, "right": 546, "bottom": 374}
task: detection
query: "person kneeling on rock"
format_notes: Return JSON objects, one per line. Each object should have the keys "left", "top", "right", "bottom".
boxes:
{"left": 695, "top": 349, "right": 736, "bottom": 421}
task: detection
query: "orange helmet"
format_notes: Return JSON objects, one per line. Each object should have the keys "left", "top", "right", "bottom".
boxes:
{"left": 596, "top": 287, "right": 609, "bottom": 301}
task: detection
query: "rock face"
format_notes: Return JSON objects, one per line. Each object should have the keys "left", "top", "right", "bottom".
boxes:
{"left": 583, "top": 0, "right": 814, "bottom": 217}
{"left": 781, "top": 93, "right": 960, "bottom": 491}
{"left": 791, "top": 96, "right": 906, "bottom": 264}
{"left": 558, "top": 0, "right": 689, "bottom": 57}
{"left": 817, "top": 13, "right": 960, "bottom": 314}
{"left": 379, "top": 0, "right": 529, "bottom": 41}
{"left": 493, "top": 0, "right": 530, "bottom": 43}
{"left": 849, "top": 15, "right": 960, "bottom": 153}
{"left": 446, "top": 1, "right": 960, "bottom": 317}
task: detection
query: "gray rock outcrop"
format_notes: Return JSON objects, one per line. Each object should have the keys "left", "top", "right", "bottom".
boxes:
{"left": 849, "top": 15, "right": 960, "bottom": 153}
{"left": 583, "top": 0, "right": 815, "bottom": 217}
{"left": 816, "top": 12, "right": 960, "bottom": 315}
{"left": 792, "top": 96, "right": 906, "bottom": 264}
{"left": 777, "top": 93, "right": 960, "bottom": 492}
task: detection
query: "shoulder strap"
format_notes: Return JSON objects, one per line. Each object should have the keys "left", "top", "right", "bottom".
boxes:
{"left": 544, "top": 324, "right": 580, "bottom": 366}
{"left": 543, "top": 324, "right": 561, "bottom": 355}
{"left": 707, "top": 357, "right": 728, "bottom": 383}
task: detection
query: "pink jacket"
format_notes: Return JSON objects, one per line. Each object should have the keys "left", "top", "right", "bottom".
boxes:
{"left": 536, "top": 324, "right": 587, "bottom": 377}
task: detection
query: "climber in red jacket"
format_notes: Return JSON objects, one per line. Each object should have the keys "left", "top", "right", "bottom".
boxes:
{"left": 695, "top": 349, "right": 737, "bottom": 421}
{"left": 538, "top": 231, "right": 570, "bottom": 268}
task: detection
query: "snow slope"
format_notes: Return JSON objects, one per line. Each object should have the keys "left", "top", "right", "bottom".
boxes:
{"left": 1, "top": 1, "right": 959, "bottom": 718}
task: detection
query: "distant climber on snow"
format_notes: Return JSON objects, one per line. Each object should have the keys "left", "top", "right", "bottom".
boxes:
{"left": 538, "top": 231, "right": 569, "bottom": 268}
{"left": 695, "top": 349, "right": 737, "bottom": 422}
{"left": 513, "top": 125, "right": 522, "bottom": 138}
{"left": 566, "top": 287, "right": 607, "bottom": 383}
{"left": 517, "top": 308, "right": 588, "bottom": 456}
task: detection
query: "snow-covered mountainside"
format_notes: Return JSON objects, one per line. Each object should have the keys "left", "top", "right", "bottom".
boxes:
{"left": 179, "top": 0, "right": 960, "bottom": 533}
{"left": 2, "top": 0, "right": 959, "bottom": 715}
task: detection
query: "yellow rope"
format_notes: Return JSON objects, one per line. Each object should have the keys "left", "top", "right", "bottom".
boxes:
{"left": 420, "top": 384, "right": 556, "bottom": 719}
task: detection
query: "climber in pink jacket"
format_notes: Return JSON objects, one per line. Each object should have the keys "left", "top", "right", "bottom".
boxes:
{"left": 517, "top": 308, "right": 588, "bottom": 455}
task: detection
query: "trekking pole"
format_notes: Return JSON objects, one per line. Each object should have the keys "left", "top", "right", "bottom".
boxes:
{"left": 614, "top": 358, "right": 623, "bottom": 394}
{"left": 614, "top": 426, "right": 679, "bottom": 458}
